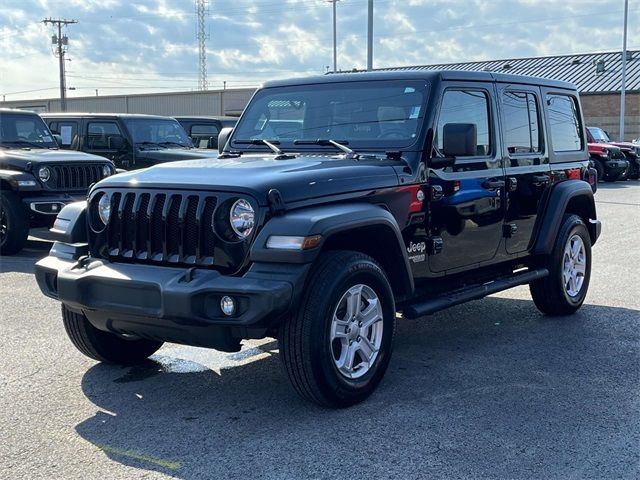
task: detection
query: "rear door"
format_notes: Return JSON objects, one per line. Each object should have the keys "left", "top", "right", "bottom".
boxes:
{"left": 497, "top": 84, "right": 550, "bottom": 254}
{"left": 426, "top": 82, "right": 506, "bottom": 274}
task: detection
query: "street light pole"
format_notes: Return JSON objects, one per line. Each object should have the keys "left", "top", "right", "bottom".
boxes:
{"left": 367, "top": 0, "right": 373, "bottom": 71}
{"left": 329, "top": 0, "right": 340, "bottom": 72}
{"left": 619, "top": 0, "right": 628, "bottom": 141}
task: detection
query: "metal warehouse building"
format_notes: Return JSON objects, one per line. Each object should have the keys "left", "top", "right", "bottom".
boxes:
{"left": 0, "top": 87, "right": 255, "bottom": 117}
{"left": 2, "top": 50, "right": 638, "bottom": 140}
{"left": 375, "top": 50, "right": 640, "bottom": 141}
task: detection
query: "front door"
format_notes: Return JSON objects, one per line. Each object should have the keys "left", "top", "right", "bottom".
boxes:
{"left": 426, "top": 83, "right": 506, "bottom": 274}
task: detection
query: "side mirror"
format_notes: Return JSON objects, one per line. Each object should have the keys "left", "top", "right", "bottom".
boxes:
{"left": 443, "top": 123, "right": 477, "bottom": 157}
{"left": 108, "top": 136, "right": 125, "bottom": 151}
{"left": 217, "top": 127, "right": 233, "bottom": 154}
{"left": 52, "top": 134, "right": 62, "bottom": 147}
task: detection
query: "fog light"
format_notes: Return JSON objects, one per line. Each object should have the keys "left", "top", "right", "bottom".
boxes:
{"left": 220, "top": 296, "right": 236, "bottom": 316}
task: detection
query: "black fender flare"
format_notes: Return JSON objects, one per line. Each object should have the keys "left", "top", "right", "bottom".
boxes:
{"left": 48, "top": 201, "right": 88, "bottom": 244}
{"left": 532, "top": 180, "right": 600, "bottom": 255}
{"left": 0, "top": 169, "right": 39, "bottom": 191}
{"left": 251, "top": 203, "right": 414, "bottom": 296}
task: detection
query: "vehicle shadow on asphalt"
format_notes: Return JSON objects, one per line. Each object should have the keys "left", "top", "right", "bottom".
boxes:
{"left": 74, "top": 297, "right": 640, "bottom": 479}
{"left": 0, "top": 238, "right": 51, "bottom": 274}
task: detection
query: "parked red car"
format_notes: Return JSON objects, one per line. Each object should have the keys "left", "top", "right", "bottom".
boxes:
{"left": 587, "top": 127, "right": 639, "bottom": 180}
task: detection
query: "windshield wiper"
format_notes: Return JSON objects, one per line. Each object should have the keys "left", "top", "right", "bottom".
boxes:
{"left": 159, "top": 141, "right": 190, "bottom": 148}
{"left": 135, "top": 141, "right": 163, "bottom": 149}
{"left": 2, "top": 140, "right": 47, "bottom": 149}
{"left": 293, "top": 139, "right": 361, "bottom": 159}
{"left": 233, "top": 139, "right": 296, "bottom": 159}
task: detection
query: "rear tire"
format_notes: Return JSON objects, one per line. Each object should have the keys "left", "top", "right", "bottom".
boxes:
{"left": 278, "top": 251, "right": 395, "bottom": 408}
{"left": 0, "top": 191, "right": 29, "bottom": 256}
{"left": 62, "top": 304, "right": 163, "bottom": 364}
{"left": 530, "top": 215, "right": 591, "bottom": 316}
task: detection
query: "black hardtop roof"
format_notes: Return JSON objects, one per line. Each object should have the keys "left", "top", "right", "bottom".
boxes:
{"left": 174, "top": 115, "right": 237, "bottom": 122}
{"left": 263, "top": 69, "right": 576, "bottom": 91}
{"left": 40, "top": 112, "right": 179, "bottom": 121}
{"left": 0, "top": 108, "right": 40, "bottom": 116}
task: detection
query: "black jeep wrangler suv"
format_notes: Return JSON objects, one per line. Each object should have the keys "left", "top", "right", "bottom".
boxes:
{"left": 0, "top": 109, "right": 115, "bottom": 255}
{"left": 35, "top": 71, "right": 600, "bottom": 407}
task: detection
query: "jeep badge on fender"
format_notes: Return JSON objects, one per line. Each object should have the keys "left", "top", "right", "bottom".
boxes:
{"left": 35, "top": 70, "right": 600, "bottom": 407}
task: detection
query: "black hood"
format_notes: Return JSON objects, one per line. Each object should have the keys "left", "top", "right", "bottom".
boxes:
{"left": 135, "top": 148, "right": 219, "bottom": 163}
{"left": 0, "top": 148, "right": 107, "bottom": 170}
{"left": 96, "top": 154, "right": 400, "bottom": 205}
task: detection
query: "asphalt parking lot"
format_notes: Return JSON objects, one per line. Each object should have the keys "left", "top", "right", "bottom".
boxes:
{"left": 1, "top": 182, "right": 639, "bottom": 480}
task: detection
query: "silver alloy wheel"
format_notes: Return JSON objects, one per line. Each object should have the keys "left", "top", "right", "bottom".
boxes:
{"left": 563, "top": 234, "right": 586, "bottom": 298}
{"left": 330, "top": 284, "right": 384, "bottom": 379}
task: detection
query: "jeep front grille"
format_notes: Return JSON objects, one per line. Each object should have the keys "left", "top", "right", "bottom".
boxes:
{"left": 50, "top": 164, "right": 106, "bottom": 190}
{"left": 105, "top": 191, "right": 218, "bottom": 265}
{"left": 609, "top": 150, "right": 625, "bottom": 160}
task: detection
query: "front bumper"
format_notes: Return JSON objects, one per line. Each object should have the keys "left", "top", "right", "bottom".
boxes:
{"left": 36, "top": 243, "right": 306, "bottom": 349}
{"left": 603, "top": 159, "right": 629, "bottom": 175}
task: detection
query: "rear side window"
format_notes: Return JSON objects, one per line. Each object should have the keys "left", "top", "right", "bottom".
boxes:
{"left": 436, "top": 89, "right": 491, "bottom": 157}
{"left": 502, "top": 91, "right": 541, "bottom": 154}
{"left": 191, "top": 124, "right": 219, "bottom": 135}
{"left": 546, "top": 94, "right": 583, "bottom": 152}
{"left": 87, "top": 122, "right": 122, "bottom": 150}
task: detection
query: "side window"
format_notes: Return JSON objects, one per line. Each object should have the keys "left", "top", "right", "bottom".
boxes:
{"left": 546, "top": 94, "right": 583, "bottom": 152}
{"left": 502, "top": 91, "right": 541, "bottom": 154}
{"left": 191, "top": 124, "right": 219, "bottom": 136}
{"left": 87, "top": 121, "right": 122, "bottom": 150}
{"left": 58, "top": 122, "right": 78, "bottom": 148}
{"left": 436, "top": 89, "right": 491, "bottom": 157}
{"left": 190, "top": 124, "right": 220, "bottom": 148}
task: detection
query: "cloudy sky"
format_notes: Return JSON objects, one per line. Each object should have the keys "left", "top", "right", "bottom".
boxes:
{"left": 1, "top": 0, "right": 637, "bottom": 101}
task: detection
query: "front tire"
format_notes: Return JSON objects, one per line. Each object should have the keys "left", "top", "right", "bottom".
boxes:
{"left": 278, "top": 251, "right": 395, "bottom": 408}
{"left": 0, "top": 191, "right": 29, "bottom": 256}
{"left": 530, "top": 215, "right": 592, "bottom": 315}
{"left": 62, "top": 305, "right": 163, "bottom": 364}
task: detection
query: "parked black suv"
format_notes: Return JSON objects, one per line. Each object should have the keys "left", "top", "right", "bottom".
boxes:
{"left": 42, "top": 113, "right": 218, "bottom": 170}
{"left": 36, "top": 71, "right": 601, "bottom": 407}
{"left": 174, "top": 116, "right": 237, "bottom": 149}
{"left": 0, "top": 109, "right": 114, "bottom": 255}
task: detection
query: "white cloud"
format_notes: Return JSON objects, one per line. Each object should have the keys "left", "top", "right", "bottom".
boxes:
{"left": 0, "top": 0, "right": 638, "bottom": 100}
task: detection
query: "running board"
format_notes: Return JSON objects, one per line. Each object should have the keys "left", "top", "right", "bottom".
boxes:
{"left": 402, "top": 268, "right": 549, "bottom": 319}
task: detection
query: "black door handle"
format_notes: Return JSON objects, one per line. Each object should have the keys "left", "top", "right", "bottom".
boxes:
{"left": 482, "top": 179, "right": 506, "bottom": 189}
{"left": 532, "top": 175, "right": 550, "bottom": 186}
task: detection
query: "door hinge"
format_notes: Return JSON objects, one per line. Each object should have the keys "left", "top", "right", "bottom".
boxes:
{"left": 426, "top": 236, "right": 444, "bottom": 255}
{"left": 503, "top": 223, "right": 518, "bottom": 238}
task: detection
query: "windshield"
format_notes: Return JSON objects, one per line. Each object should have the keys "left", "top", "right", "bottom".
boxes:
{"left": 588, "top": 127, "right": 610, "bottom": 142}
{"left": 0, "top": 112, "right": 57, "bottom": 148}
{"left": 123, "top": 118, "right": 192, "bottom": 147}
{"left": 231, "top": 80, "right": 428, "bottom": 152}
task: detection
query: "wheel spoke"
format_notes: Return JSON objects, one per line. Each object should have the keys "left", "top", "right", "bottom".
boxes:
{"left": 330, "top": 319, "right": 349, "bottom": 341}
{"left": 345, "top": 285, "right": 363, "bottom": 320}
{"left": 571, "top": 239, "right": 581, "bottom": 258}
{"left": 359, "top": 299, "right": 381, "bottom": 329}
{"left": 574, "top": 262, "right": 586, "bottom": 275}
{"left": 341, "top": 343, "right": 357, "bottom": 371}
{"left": 357, "top": 336, "right": 377, "bottom": 364}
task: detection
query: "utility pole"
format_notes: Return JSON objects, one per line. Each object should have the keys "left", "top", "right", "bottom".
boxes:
{"left": 42, "top": 18, "right": 77, "bottom": 112}
{"left": 367, "top": 0, "right": 373, "bottom": 71}
{"left": 196, "top": 0, "right": 209, "bottom": 90}
{"left": 327, "top": 0, "right": 340, "bottom": 72}
{"left": 619, "top": 0, "right": 628, "bottom": 141}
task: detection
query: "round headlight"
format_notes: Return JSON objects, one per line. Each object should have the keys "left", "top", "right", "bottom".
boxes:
{"left": 38, "top": 166, "right": 51, "bottom": 182}
{"left": 98, "top": 193, "right": 111, "bottom": 225}
{"left": 102, "top": 164, "right": 112, "bottom": 177}
{"left": 229, "top": 199, "right": 255, "bottom": 238}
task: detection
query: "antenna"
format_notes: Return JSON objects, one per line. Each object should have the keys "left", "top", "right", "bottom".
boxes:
{"left": 195, "top": 0, "right": 209, "bottom": 90}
